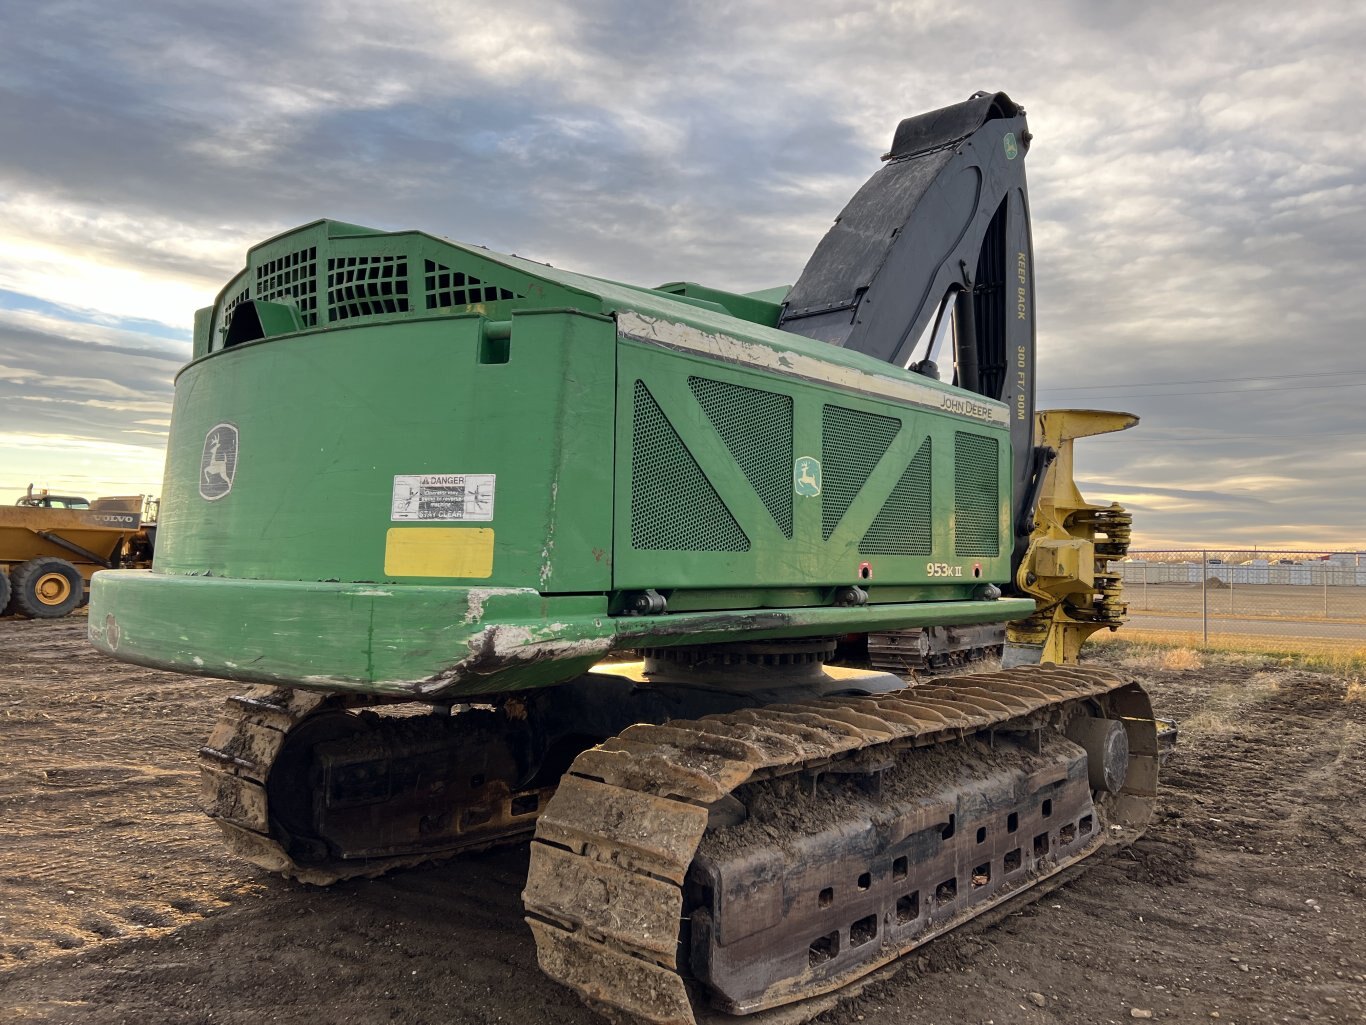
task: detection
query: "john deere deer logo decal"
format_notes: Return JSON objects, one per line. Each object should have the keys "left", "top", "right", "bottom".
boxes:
{"left": 200, "top": 423, "right": 239, "bottom": 501}
{"left": 793, "top": 456, "right": 822, "bottom": 497}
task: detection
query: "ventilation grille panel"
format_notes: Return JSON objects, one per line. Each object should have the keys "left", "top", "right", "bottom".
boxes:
{"left": 425, "top": 260, "right": 523, "bottom": 308}
{"left": 221, "top": 287, "right": 250, "bottom": 334}
{"left": 257, "top": 246, "right": 318, "bottom": 326}
{"left": 821, "top": 406, "right": 902, "bottom": 541}
{"left": 954, "top": 432, "right": 1000, "bottom": 557}
{"left": 861, "top": 437, "right": 932, "bottom": 555}
{"left": 630, "top": 381, "right": 749, "bottom": 552}
{"left": 689, "top": 377, "right": 793, "bottom": 538}
{"left": 327, "top": 255, "right": 410, "bottom": 322}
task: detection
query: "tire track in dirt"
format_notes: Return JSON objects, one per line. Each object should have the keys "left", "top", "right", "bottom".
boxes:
{"left": 1, "top": 616, "right": 254, "bottom": 969}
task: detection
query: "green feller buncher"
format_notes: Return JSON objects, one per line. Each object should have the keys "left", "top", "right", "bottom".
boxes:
{"left": 90, "top": 91, "right": 1155, "bottom": 1023}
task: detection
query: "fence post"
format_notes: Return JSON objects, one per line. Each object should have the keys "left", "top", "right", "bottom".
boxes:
{"left": 1202, "top": 550, "right": 1208, "bottom": 645}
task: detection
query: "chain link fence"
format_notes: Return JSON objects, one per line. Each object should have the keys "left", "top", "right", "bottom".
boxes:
{"left": 1115, "top": 550, "right": 1366, "bottom": 653}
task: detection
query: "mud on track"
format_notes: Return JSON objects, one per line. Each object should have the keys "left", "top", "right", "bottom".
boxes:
{"left": 2, "top": 617, "right": 1364, "bottom": 1024}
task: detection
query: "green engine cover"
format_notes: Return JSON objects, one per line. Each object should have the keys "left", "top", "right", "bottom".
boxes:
{"left": 89, "top": 220, "right": 1031, "bottom": 696}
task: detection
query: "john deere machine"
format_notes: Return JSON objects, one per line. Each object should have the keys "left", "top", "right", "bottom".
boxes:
{"left": 90, "top": 91, "right": 1154, "bottom": 1023}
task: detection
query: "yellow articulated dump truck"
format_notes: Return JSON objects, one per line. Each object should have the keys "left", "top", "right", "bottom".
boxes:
{"left": 1, "top": 487, "right": 155, "bottom": 618}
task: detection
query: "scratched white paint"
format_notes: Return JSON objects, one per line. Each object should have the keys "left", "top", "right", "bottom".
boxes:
{"left": 463, "top": 586, "right": 534, "bottom": 624}
{"left": 479, "top": 624, "right": 608, "bottom": 659}
{"left": 540, "top": 477, "right": 559, "bottom": 590}
{"left": 418, "top": 623, "right": 612, "bottom": 697}
{"left": 616, "top": 310, "right": 1008, "bottom": 427}
{"left": 300, "top": 673, "right": 415, "bottom": 695}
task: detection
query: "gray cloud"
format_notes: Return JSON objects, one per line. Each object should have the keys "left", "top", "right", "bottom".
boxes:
{"left": 1, "top": 0, "right": 1363, "bottom": 545}
{"left": 0, "top": 316, "right": 179, "bottom": 449}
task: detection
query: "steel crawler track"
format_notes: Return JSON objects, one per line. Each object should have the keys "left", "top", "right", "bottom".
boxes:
{"left": 522, "top": 665, "right": 1158, "bottom": 1025}
{"left": 198, "top": 688, "right": 345, "bottom": 883}
{"left": 197, "top": 666, "right": 1157, "bottom": 1023}
{"left": 198, "top": 689, "right": 550, "bottom": 885}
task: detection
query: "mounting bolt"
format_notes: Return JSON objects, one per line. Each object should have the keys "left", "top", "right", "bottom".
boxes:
{"left": 624, "top": 589, "right": 668, "bottom": 615}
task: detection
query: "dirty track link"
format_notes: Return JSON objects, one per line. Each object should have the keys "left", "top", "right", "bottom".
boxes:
{"left": 199, "top": 689, "right": 552, "bottom": 884}
{"left": 523, "top": 665, "right": 1157, "bottom": 1025}
{"left": 865, "top": 624, "right": 1005, "bottom": 676}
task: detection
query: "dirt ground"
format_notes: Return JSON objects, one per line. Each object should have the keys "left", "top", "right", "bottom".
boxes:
{"left": 2, "top": 616, "right": 1364, "bottom": 1025}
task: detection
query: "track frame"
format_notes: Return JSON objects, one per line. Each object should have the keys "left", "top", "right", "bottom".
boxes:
{"left": 523, "top": 665, "right": 1157, "bottom": 1024}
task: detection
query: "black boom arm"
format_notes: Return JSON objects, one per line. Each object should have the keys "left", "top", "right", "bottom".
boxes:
{"left": 778, "top": 90, "right": 1041, "bottom": 573}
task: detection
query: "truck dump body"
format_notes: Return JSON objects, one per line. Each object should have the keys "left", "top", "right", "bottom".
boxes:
{"left": 1, "top": 505, "right": 140, "bottom": 565}
{"left": 2, "top": 498, "right": 145, "bottom": 617}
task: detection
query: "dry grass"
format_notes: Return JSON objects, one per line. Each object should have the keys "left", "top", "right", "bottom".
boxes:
{"left": 1159, "top": 647, "right": 1204, "bottom": 671}
{"left": 1099, "top": 641, "right": 1205, "bottom": 672}
{"left": 1180, "top": 671, "right": 1285, "bottom": 738}
{"left": 1297, "top": 649, "right": 1366, "bottom": 677}
{"left": 1088, "top": 635, "right": 1288, "bottom": 739}
{"left": 1088, "top": 628, "right": 1366, "bottom": 676}
{"left": 1088, "top": 630, "right": 1366, "bottom": 719}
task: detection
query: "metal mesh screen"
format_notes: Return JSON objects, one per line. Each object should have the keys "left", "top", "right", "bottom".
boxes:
{"left": 630, "top": 381, "right": 749, "bottom": 552}
{"left": 327, "top": 255, "right": 410, "bottom": 321}
{"left": 220, "top": 286, "right": 250, "bottom": 336}
{"left": 861, "top": 437, "right": 932, "bottom": 555}
{"left": 689, "top": 377, "right": 794, "bottom": 538}
{"left": 954, "top": 432, "right": 1000, "bottom": 557}
{"left": 425, "top": 259, "right": 523, "bottom": 308}
{"left": 821, "top": 406, "right": 903, "bottom": 541}
{"left": 257, "top": 246, "right": 319, "bottom": 326}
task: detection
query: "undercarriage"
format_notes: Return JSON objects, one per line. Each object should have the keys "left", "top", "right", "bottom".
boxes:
{"left": 864, "top": 624, "right": 1006, "bottom": 676}
{"left": 199, "top": 656, "right": 1156, "bottom": 1022}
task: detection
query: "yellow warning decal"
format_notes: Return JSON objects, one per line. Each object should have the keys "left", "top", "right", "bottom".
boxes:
{"left": 384, "top": 527, "right": 494, "bottom": 579}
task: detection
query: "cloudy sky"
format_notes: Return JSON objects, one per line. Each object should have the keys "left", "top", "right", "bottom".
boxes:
{"left": 1, "top": 0, "right": 1362, "bottom": 549}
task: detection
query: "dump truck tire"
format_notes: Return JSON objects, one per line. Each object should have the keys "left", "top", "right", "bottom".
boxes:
{"left": 10, "top": 557, "right": 84, "bottom": 619}
{"left": 0, "top": 571, "right": 11, "bottom": 615}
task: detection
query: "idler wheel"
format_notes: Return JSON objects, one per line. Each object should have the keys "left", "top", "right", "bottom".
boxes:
{"left": 1065, "top": 715, "right": 1129, "bottom": 793}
